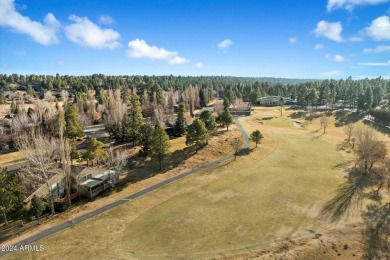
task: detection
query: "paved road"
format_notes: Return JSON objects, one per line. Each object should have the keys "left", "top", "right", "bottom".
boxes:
{"left": 0, "top": 117, "right": 249, "bottom": 257}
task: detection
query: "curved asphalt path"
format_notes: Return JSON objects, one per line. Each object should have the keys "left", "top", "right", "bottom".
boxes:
{"left": 0, "top": 117, "right": 249, "bottom": 257}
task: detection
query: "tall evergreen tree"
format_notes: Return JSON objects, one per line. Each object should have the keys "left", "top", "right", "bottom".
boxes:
{"left": 139, "top": 124, "right": 154, "bottom": 156}
{"left": 150, "top": 124, "right": 171, "bottom": 170}
{"left": 65, "top": 105, "right": 84, "bottom": 139}
{"left": 219, "top": 109, "right": 234, "bottom": 131}
{"left": 364, "top": 86, "right": 373, "bottom": 110}
{"left": 223, "top": 97, "right": 231, "bottom": 109}
{"left": 173, "top": 102, "right": 186, "bottom": 137}
{"left": 357, "top": 94, "right": 365, "bottom": 112}
{"left": 199, "top": 88, "right": 206, "bottom": 107}
{"left": 10, "top": 101, "right": 16, "bottom": 114}
{"left": 0, "top": 92, "right": 4, "bottom": 105}
{"left": 0, "top": 169, "right": 24, "bottom": 225}
{"left": 124, "top": 93, "right": 144, "bottom": 144}
{"left": 70, "top": 143, "right": 81, "bottom": 165}
{"left": 31, "top": 196, "right": 45, "bottom": 224}
{"left": 199, "top": 110, "right": 217, "bottom": 134}
{"left": 250, "top": 130, "right": 263, "bottom": 148}
{"left": 83, "top": 138, "right": 109, "bottom": 166}
{"left": 186, "top": 119, "right": 209, "bottom": 152}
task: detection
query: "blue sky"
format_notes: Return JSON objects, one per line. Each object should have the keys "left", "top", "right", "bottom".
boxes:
{"left": 0, "top": 0, "right": 389, "bottom": 79}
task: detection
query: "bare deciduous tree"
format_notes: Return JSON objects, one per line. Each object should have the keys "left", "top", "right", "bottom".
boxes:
{"left": 16, "top": 131, "right": 60, "bottom": 215}
{"left": 106, "top": 146, "right": 126, "bottom": 187}
{"left": 344, "top": 123, "right": 355, "bottom": 143}
{"left": 320, "top": 115, "right": 329, "bottom": 134}
{"left": 61, "top": 90, "right": 69, "bottom": 105}
{"left": 354, "top": 126, "right": 387, "bottom": 175}
{"left": 213, "top": 101, "right": 224, "bottom": 116}
{"left": 44, "top": 91, "right": 55, "bottom": 103}
{"left": 104, "top": 89, "right": 127, "bottom": 127}
{"left": 11, "top": 112, "right": 30, "bottom": 133}
{"left": 59, "top": 123, "right": 72, "bottom": 205}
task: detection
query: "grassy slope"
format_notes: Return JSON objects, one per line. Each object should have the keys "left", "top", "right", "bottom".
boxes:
{"left": 5, "top": 108, "right": 346, "bottom": 259}
{"left": 0, "top": 152, "right": 24, "bottom": 167}
{"left": 121, "top": 116, "right": 344, "bottom": 259}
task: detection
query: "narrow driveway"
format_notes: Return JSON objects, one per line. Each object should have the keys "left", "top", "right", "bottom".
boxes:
{"left": 0, "top": 117, "right": 249, "bottom": 257}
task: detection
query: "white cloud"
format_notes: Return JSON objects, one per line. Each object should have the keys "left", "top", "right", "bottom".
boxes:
{"left": 0, "top": 0, "right": 60, "bottom": 45}
{"left": 65, "top": 15, "right": 121, "bottom": 49}
{"left": 314, "top": 21, "right": 343, "bottom": 42}
{"left": 321, "top": 70, "right": 344, "bottom": 76}
{"left": 126, "top": 39, "right": 189, "bottom": 64}
{"left": 363, "top": 45, "right": 390, "bottom": 53}
{"left": 195, "top": 62, "right": 203, "bottom": 68}
{"left": 333, "top": 54, "right": 348, "bottom": 62}
{"left": 365, "top": 16, "right": 390, "bottom": 41}
{"left": 349, "top": 36, "right": 363, "bottom": 42}
{"left": 358, "top": 62, "right": 389, "bottom": 66}
{"left": 56, "top": 60, "right": 64, "bottom": 65}
{"left": 289, "top": 37, "right": 297, "bottom": 44}
{"left": 218, "top": 39, "right": 233, "bottom": 49}
{"left": 325, "top": 53, "right": 331, "bottom": 59}
{"left": 327, "top": 0, "right": 389, "bottom": 11}
{"left": 99, "top": 15, "right": 114, "bottom": 25}
{"left": 314, "top": 43, "right": 325, "bottom": 50}
{"left": 13, "top": 50, "right": 25, "bottom": 56}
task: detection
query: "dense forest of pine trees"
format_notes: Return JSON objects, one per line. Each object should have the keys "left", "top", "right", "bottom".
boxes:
{"left": 1, "top": 74, "right": 389, "bottom": 111}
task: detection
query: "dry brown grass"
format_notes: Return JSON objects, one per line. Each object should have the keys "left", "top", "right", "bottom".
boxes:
{"left": 5, "top": 106, "right": 389, "bottom": 260}
{"left": 0, "top": 152, "right": 25, "bottom": 167}
{"left": 3, "top": 107, "right": 357, "bottom": 260}
{"left": 0, "top": 126, "right": 242, "bottom": 247}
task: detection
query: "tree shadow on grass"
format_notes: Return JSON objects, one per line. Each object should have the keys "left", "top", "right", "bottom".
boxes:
{"left": 117, "top": 145, "right": 195, "bottom": 188}
{"left": 334, "top": 110, "right": 365, "bottom": 127}
{"left": 363, "top": 120, "right": 390, "bottom": 137}
{"left": 321, "top": 166, "right": 390, "bottom": 258}
{"left": 320, "top": 168, "right": 372, "bottom": 222}
{"left": 332, "top": 160, "right": 354, "bottom": 170}
{"left": 362, "top": 203, "right": 390, "bottom": 259}
{"left": 235, "top": 147, "right": 254, "bottom": 157}
{"left": 288, "top": 111, "right": 306, "bottom": 119}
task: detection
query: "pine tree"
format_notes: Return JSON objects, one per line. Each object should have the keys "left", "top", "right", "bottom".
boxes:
{"left": 139, "top": 124, "right": 154, "bottom": 156}
{"left": 83, "top": 138, "right": 109, "bottom": 166}
{"left": 10, "top": 101, "right": 16, "bottom": 114}
{"left": 31, "top": 196, "right": 46, "bottom": 224}
{"left": 250, "top": 130, "right": 263, "bottom": 148}
{"left": 27, "top": 86, "right": 35, "bottom": 96}
{"left": 70, "top": 143, "right": 81, "bottom": 164}
{"left": 126, "top": 93, "right": 144, "bottom": 144}
{"left": 364, "top": 86, "right": 373, "bottom": 110}
{"left": 357, "top": 94, "right": 365, "bottom": 112}
{"left": 65, "top": 105, "right": 84, "bottom": 139}
{"left": 199, "top": 110, "right": 217, "bottom": 134}
{"left": 186, "top": 119, "right": 209, "bottom": 152}
{"left": 219, "top": 109, "right": 234, "bottom": 131}
{"left": 0, "top": 92, "right": 5, "bottom": 105}
{"left": 173, "top": 102, "right": 186, "bottom": 137}
{"left": 150, "top": 125, "right": 171, "bottom": 170}
{"left": 223, "top": 97, "right": 231, "bottom": 109}
{"left": 0, "top": 169, "right": 24, "bottom": 225}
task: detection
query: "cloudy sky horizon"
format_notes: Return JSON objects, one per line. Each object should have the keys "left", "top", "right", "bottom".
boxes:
{"left": 0, "top": 0, "right": 389, "bottom": 79}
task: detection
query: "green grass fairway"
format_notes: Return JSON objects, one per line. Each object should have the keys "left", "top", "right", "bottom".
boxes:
{"left": 4, "top": 112, "right": 345, "bottom": 260}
